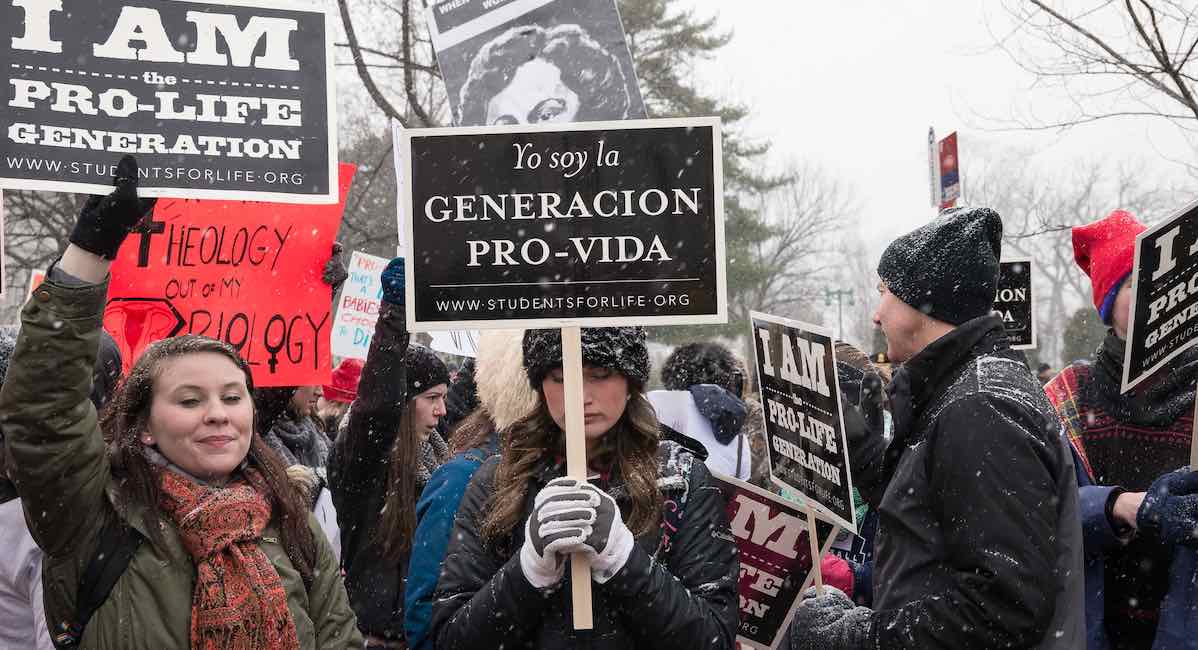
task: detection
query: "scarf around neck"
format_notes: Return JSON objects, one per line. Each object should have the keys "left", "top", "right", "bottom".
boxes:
{"left": 158, "top": 467, "right": 300, "bottom": 650}
{"left": 1087, "top": 330, "right": 1198, "bottom": 427}
{"left": 269, "top": 415, "right": 331, "bottom": 470}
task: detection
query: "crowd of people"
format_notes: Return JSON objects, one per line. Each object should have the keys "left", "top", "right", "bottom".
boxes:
{"left": 0, "top": 157, "right": 1196, "bottom": 649}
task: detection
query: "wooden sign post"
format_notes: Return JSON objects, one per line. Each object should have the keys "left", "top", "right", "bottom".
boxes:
{"left": 561, "top": 326, "right": 593, "bottom": 629}
{"left": 1191, "top": 400, "right": 1197, "bottom": 469}
{"left": 803, "top": 503, "right": 827, "bottom": 596}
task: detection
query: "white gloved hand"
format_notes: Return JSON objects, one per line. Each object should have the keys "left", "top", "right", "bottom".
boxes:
{"left": 519, "top": 477, "right": 594, "bottom": 588}
{"left": 574, "top": 482, "right": 635, "bottom": 583}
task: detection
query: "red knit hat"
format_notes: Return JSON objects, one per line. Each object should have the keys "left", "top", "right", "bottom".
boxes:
{"left": 323, "top": 358, "right": 364, "bottom": 404}
{"left": 1072, "top": 210, "right": 1147, "bottom": 323}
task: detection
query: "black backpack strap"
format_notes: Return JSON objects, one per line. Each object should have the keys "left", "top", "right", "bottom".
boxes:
{"left": 53, "top": 519, "right": 143, "bottom": 648}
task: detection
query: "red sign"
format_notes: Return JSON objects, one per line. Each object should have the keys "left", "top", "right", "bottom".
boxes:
{"left": 938, "top": 131, "right": 960, "bottom": 209}
{"left": 104, "top": 164, "right": 356, "bottom": 387}
{"left": 25, "top": 269, "right": 45, "bottom": 301}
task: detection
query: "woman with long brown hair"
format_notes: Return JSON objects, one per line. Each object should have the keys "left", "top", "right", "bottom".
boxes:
{"left": 328, "top": 257, "right": 450, "bottom": 649}
{"left": 429, "top": 327, "right": 739, "bottom": 650}
{"left": 0, "top": 157, "right": 361, "bottom": 648}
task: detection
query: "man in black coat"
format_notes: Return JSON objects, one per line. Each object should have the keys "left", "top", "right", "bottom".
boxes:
{"left": 790, "top": 207, "right": 1085, "bottom": 649}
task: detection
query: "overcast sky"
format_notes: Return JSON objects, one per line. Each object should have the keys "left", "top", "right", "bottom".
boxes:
{"left": 683, "top": 0, "right": 1195, "bottom": 258}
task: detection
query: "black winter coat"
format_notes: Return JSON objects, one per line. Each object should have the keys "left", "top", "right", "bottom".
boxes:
{"left": 328, "top": 303, "right": 415, "bottom": 641}
{"left": 430, "top": 438, "right": 739, "bottom": 650}
{"left": 866, "top": 315, "right": 1085, "bottom": 648}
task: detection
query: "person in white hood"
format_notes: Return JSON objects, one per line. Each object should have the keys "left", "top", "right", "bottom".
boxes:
{"left": 647, "top": 342, "right": 752, "bottom": 480}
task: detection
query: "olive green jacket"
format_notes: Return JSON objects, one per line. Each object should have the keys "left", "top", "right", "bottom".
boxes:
{"left": 0, "top": 277, "right": 362, "bottom": 649}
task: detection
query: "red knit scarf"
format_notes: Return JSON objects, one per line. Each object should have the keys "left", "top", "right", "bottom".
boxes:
{"left": 158, "top": 468, "right": 300, "bottom": 650}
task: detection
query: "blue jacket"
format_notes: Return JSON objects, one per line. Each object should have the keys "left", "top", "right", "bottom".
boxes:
{"left": 404, "top": 436, "right": 498, "bottom": 650}
{"left": 1069, "top": 443, "right": 1198, "bottom": 650}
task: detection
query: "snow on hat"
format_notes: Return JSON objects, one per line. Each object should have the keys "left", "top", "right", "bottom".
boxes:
{"left": 323, "top": 358, "right": 364, "bottom": 404}
{"left": 877, "top": 206, "right": 1003, "bottom": 325}
{"left": 660, "top": 342, "right": 744, "bottom": 396}
{"left": 523, "top": 327, "right": 650, "bottom": 389}
{"left": 405, "top": 343, "right": 451, "bottom": 400}
{"left": 1072, "top": 210, "right": 1147, "bottom": 325}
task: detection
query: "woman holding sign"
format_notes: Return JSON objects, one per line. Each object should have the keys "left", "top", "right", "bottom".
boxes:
{"left": 429, "top": 327, "right": 739, "bottom": 650}
{"left": 0, "top": 157, "right": 362, "bottom": 648}
{"left": 328, "top": 257, "right": 452, "bottom": 649}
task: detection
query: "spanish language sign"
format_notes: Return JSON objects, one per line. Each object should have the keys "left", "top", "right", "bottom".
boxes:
{"left": 749, "top": 311, "right": 856, "bottom": 533}
{"left": 426, "top": 0, "right": 645, "bottom": 127}
{"left": 399, "top": 117, "right": 726, "bottom": 330}
{"left": 994, "top": 258, "right": 1035, "bottom": 350}
{"left": 331, "top": 250, "right": 387, "bottom": 361}
{"left": 714, "top": 473, "right": 835, "bottom": 650}
{"left": 1, "top": 0, "right": 338, "bottom": 202}
{"left": 1122, "top": 199, "right": 1198, "bottom": 391}
{"left": 103, "top": 163, "right": 355, "bottom": 387}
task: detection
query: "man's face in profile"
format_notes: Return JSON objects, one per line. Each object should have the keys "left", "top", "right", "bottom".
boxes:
{"left": 486, "top": 58, "right": 581, "bottom": 125}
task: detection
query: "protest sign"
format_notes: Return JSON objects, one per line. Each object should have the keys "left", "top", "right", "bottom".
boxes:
{"left": 926, "top": 127, "right": 938, "bottom": 208}
{"left": 429, "top": 330, "right": 480, "bottom": 358}
{"left": 713, "top": 473, "right": 837, "bottom": 650}
{"left": 25, "top": 269, "right": 44, "bottom": 302}
{"left": 938, "top": 131, "right": 960, "bottom": 208}
{"left": 103, "top": 163, "right": 355, "bottom": 387}
{"left": 426, "top": 0, "right": 646, "bottom": 127}
{"left": 995, "top": 258, "right": 1035, "bottom": 350}
{"left": 1, "top": 0, "right": 338, "bottom": 202}
{"left": 1122, "top": 199, "right": 1198, "bottom": 393}
{"left": 392, "top": 119, "right": 409, "bottom": 253}
{"left": 749, "top": 311, "right": 856, "bottom": 533}
{"left": 399, "top": 116, "right": 726, "bottom": 330}
{"left": 331, "top": 251, "right": 387, "bottom": 361}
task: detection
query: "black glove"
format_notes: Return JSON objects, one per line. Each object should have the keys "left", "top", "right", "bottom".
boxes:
{"left": 788, "top": 586, "right": 872, "bottom": 650}
{"left": 322, "top": 242, "right": 349, "bottom": 289}
{"left": 843, "top": 371, "right": 889, "bottom": 509}
{"left": 69, "top": 155, "right": 156, "bottom": 259}
{"left": 1137, "top": 467, "right": 1198, "bottom": 547}
{"left": 380, "top": 257, "right": 406, "bottom": 307}
{"left": 858, "top": 371, "right": 885, "bottom": 436}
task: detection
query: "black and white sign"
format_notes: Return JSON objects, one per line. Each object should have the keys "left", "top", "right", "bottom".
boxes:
{"left": 714, "top": 473, "right": 836, "bottom": 650}
{"left": 749, "top": 311, "right": 856, "bottom": 534}
{"left": 1122, "top": 199, "right": 1198, "bottom": 391}
{"left": 1, "top": 0, "right": 337, "bottom": 202}
{"left": 994, "top": 258, "right": 1035, "bottom": 350}
{"left": 399, "top": 117, "right": 726, "bottom": 330}
{"left": 426, "top": 0, "right": 646, "bottom": 127}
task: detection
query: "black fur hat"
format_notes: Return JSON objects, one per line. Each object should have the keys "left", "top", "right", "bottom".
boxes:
{"left": 660, "top": 342, "right": 744, "bottom": 396}
{"left": 523, "top": 327, "right": 650, "bottom": 388}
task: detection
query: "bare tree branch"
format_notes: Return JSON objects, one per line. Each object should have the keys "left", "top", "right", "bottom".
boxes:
{"left": 337, "top": 0, "right": 407, "bottom": 126}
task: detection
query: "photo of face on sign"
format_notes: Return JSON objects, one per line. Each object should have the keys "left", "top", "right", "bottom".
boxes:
{"left": 428, "top": 0, "right": 647, "bottom": 127}
{"left": 459, "top": 24, "right": 630, "bottom": 126}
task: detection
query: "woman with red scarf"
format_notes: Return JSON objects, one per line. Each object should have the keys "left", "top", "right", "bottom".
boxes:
{"left": 0, "top": 157, "right": 361, "bottom": 648}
